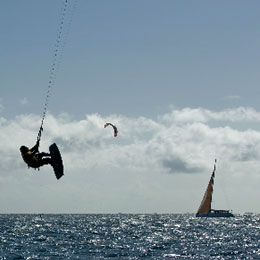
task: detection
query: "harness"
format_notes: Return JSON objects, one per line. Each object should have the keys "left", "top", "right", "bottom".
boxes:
{"left": 21, "top": 151, "right": 40, "bottom": 170}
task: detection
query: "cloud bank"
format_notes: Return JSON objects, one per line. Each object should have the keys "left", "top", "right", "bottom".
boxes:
{"left": 1, "top": 106, "right": 260, "bottom": 213}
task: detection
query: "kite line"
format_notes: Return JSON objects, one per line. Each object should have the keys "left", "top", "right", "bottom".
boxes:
{"left": 37, "top": 0, "right": 77, "bottom": 143}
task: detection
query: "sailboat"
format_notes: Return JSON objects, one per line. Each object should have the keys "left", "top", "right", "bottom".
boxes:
{"left": 196, "top": 159, "right": 234, "bottom": 218}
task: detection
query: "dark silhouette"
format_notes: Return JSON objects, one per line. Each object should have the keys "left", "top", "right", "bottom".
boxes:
{"left": 20, "top": 140, "right": 54, "bottom": 169}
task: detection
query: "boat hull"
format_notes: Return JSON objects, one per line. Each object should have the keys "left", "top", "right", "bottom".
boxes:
{"left": 196, "top": 212, "right": 234, "bottom": 218}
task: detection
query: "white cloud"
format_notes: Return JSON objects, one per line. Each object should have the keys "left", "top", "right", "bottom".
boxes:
{"left": 19, "top": 97, "right": 28, "bottom": 105}
{"left": 222, "top": 95, "right": 241, "bottom": 101}
{"left": 1, "top": 106, "right": 260, "bottom": 213}
{"left": 161, "top": 107, "right": 260, "bottom": 123}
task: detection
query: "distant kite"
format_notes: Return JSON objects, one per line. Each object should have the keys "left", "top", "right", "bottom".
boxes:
{"left": 104, "top": 123, "right": 118, "bottom": 137}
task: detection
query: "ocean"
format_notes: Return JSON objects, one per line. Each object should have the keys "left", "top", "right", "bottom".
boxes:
{"left": 0, "top": 214, "right": 259, "bottom": 259}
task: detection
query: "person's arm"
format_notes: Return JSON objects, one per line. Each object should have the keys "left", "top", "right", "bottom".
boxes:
{"left": 30, "top": 140, "right": 40, "bottom": 154}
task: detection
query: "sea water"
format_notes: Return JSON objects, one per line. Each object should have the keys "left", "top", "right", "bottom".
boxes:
{"left": 0, "top": 214, "right": 259, "bottom": 259}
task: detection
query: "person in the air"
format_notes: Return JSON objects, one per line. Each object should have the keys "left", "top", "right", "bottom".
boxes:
{"left": 20, "top": 140, "right": 54, "bottom": 169}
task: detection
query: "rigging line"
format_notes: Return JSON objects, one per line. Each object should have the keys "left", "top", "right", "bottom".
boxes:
{"left": 37, "top": 0, "right": 74, "bottom": 143}
{"left": 54, "top": 0, "right": 78, "bottom": 79}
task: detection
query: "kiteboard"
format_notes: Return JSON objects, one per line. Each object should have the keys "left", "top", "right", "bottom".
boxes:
{"left": 49, "top": 143, "right": 64, "bottom": 180}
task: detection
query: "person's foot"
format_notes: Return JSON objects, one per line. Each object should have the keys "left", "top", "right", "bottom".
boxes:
{"left": 50, "top": 159, "right": 58, "bottom": 169}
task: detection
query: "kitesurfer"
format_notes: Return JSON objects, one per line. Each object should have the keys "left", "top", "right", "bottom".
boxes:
{"left": 20, "top": 140, "right": 54, "bottom": 170}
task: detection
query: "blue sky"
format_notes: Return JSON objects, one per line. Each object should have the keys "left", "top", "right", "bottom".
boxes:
{"left": 1, "top": 1, "right": 260, "bottom": 213}
{"left": 2, "top": 0, "right": 260, "bottom": 118}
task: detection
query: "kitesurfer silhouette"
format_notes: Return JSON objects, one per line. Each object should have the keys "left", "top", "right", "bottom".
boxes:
{"left": 20, "top": 140, "right": 54, "bottom": 170}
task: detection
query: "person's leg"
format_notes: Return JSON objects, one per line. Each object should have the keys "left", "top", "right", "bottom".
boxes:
{"left": 37, "top": 152, "right": 51, "bottom": 159}
{"left": 37, "top": 158, "right": 54, "bottom": 168}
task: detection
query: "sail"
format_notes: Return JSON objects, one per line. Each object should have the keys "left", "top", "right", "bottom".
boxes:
{"left": 196, "top": 161, "right": 216, "bottom": 215}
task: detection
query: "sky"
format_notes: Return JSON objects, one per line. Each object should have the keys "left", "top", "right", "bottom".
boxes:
{"left": 1, "top": 0, "right": 260, "bottom": 213}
